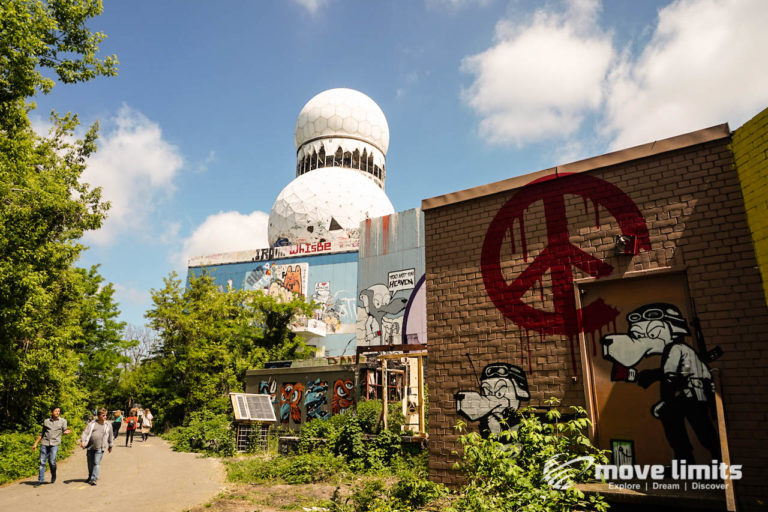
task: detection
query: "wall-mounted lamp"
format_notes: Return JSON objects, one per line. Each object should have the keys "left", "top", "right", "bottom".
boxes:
{"left": 614, "top": 234, "right": 636, "bottom": 255}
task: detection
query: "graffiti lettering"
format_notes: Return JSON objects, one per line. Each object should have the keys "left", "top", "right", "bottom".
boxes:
{"left": 388, "top": 268, "right": 415, "bottom": 293}
{"left": 289, "top": 241, "right": 332, "bottom": 255}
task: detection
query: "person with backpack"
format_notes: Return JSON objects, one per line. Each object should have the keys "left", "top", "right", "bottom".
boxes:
{"left": 140, "top": 408, "right": 153, "bottom": 442}
{"left": 123, "top": 408, "right": 139, "bottom": 447}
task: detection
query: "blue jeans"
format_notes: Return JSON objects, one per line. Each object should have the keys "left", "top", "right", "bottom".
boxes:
{"left": 86, "top": 449, "right": 104, "bottom": 482}
{"left": 38, "top": 444, "right": 59, "bottom": 482}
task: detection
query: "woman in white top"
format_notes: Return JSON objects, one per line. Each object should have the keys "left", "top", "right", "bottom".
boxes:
{"left": 140, "top": 408, "right": 153, "bottom": 442}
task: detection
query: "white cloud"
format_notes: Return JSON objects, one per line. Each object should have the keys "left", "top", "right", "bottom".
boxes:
{"left": 462, "top": 0, "right": 768, "bottom": 152}
{"left": 113, "top": 283, "right": 151, "bottom": 306}
{"left": 461, "top": 0, "right": 613, "bottom": 145}
{"left": 427, "top": 0, "right": 495, "bottom": 8}
{"left": 292, "top": 0, "right": 328, "bottom": 14}
{"left": 604, "top": 0, "right": 768, "bottom": 149}
{"left": 82, "top": 105, "right": 184, "bottom": 245}
{"left": 177, "top": 211, "right": 270, "bottom": 268}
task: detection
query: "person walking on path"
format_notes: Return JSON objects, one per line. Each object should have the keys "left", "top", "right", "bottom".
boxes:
{"left": 140, "top": 408, "right": 153, "bottom": 442}
{"left": 31, "top": 406, "right": 72, "bottom": 485}
{"left": 79, "top": 408, "right": 113, "bottom": 485}
{"left": 124, "top": 408, "right": 139, "bottom": 447}
{"left": 111, "top": 410, "right": 123, "bottom": 441}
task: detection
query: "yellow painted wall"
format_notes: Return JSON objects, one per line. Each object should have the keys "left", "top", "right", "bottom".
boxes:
{"left": 732, "top": 107, "right": 768, "bottom": 306}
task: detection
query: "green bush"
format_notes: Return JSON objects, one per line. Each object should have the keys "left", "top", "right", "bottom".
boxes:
{"left": 163, "top": 410, "right": 235, "bottom": 457}
{"left": 449, "top": 400, "right": 609, "bottom": 512}
{"left": 227, "top": 451, "right": 348, "bottom": 484}
{"left": 356, "top": 400, "right": 381, "bottom": 433}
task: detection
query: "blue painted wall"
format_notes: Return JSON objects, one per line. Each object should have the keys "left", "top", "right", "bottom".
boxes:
{"left": 189, "top": 251, "right": 359, "bottom": 356}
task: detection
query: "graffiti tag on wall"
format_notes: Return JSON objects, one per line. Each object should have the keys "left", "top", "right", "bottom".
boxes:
{"left": 280, "top": 382, "right": 305, "bottom": 425}
{"left": 600, "top": 303, "right": 721, "bottom": 462}
{"left": 305, "top": 379, "right": 330, "bottom": 420}
{"left": 332, "top": 379, "right": 355, "bottom": 415}
{"left": 245, "top": 262, "right": 309, "bottom": 300}
{"left": 481, "top": 174, "right": 651, "bottom": 371}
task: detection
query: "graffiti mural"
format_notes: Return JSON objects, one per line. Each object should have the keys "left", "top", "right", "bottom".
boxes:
{"left": 244, "top": 262, "right": 309, "bottom": 299}
{"left": 359, "top": 283, "right": 408, "bottom": 345}
{"left": 600, "top": 303, "right": 720, "bottom": 462}
{"left": 454, "top": 363, "right": 530, "bottom": 438}
{"left": 259, "top": 380, "right": 277, "bottom": 405}
{"left": 305, "top": 379, "right": 330, "bottom": 421}
{"left": 279, "top": 382, "right": 305, "bottom": 425}
{"left": 481, "top": 174, "right": 652, "bottom": 373}
{"left": 331, "top": 379, "right": 355, "bottom": 415}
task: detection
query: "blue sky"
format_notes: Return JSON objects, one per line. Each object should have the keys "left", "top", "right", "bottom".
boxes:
{"left": 31, "top": 0, "right": 768, "bottom": 328}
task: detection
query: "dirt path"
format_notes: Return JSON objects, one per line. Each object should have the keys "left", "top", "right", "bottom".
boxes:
{"left": 0, "top": 435, "right": 225, "bottom": 512}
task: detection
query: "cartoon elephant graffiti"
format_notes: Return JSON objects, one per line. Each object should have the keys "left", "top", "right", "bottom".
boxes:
{"left": 359, "top": 284, "right": 408, "bottom": 345}
{"left": 600, "top": 303, "right": 721, "bottom": 462}
{"left": 454, "top": 363, "right": 530, "bottom": 438}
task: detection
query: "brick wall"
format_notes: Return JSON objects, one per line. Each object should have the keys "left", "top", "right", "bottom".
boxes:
{"left": 424, "top": 131, "right": 768, "bottom": 505}
{"left": 732, "top": 107, "right": 768, "bottom": 308}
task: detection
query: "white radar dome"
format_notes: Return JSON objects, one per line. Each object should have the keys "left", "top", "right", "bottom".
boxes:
{"left": 294, "top": 88, "right": 389, "bottom": 155}
{"left": 268, "top": 167, "right": 395, "bottom": 247}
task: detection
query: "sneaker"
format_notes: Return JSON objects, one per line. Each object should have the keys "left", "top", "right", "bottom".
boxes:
{"left": 89, "top": 480, "right": 97, "bottom": 486}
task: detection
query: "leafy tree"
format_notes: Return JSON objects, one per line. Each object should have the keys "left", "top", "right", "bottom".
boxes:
{"left": 0, "top": 0, "right": 118, "bottom": 430}
{"left": 143, "top": 272, "right": 315, "bottom": 427}
{"left": 75, "top": 266, "right": 129, "bottom": 412}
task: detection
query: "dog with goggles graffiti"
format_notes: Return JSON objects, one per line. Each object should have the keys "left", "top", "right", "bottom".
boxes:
{"left": 600, "top": 303, "right": 720, "bottom": 462}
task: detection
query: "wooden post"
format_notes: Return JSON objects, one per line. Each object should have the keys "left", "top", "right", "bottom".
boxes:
{"left": 417, "top": 354, "right": 425, "bottom": 436}
{"left": 382, "top": 359, "right": 388, "bottom": 430}
{"left": 712, "top": 369, "right": 737, "bottom": 512}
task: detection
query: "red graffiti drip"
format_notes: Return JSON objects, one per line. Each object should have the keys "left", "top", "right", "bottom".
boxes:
{"left": 519, "top": 328, "right": 525, "bottom": 369}
{"left": 481, "top": 173, "right": 651, "bottom": 374}
{"left": 382, "top": 215, "right": 390, "bottom": 255}
{"left": 584, "top": 196, "right": 589, "bottom": 216}
{"left": 589, "top": 331, "right": 595, "bottom": 357}
{"left": 364, "top": 218, "right": 372, "bottom": 256}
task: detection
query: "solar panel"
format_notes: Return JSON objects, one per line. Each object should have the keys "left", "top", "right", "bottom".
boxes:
{"left": 230, "top": 393, "right": 276, "bottom": 422}
{"left": 246, "top": 395, "right": 276, "bottom": 422}
{"left": 236, "top": 395, "right": 249, "bottom": 420}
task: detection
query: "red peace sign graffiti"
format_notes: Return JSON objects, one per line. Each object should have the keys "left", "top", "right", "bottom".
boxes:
{"left": 481, "top": 173, "right": 651, "bottom": 338}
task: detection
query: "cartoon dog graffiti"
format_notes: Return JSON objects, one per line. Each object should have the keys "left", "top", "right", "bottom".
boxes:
{"left": 454, "top": 363, "right": 530, "bottom": 438}
{"left": 359, "top": 284, "right": 408, "bottom": 345}
{"left": 600, "top": 303, "right": 720, "bottom": 462}
{"left": 305, "top": 379, "right": 330, "bottom": 421}
{"left": 279, "top": 382, "right": 305, "bottom": 425}
{"left": 332, "top": 379, "right": 355, "bottom": 415}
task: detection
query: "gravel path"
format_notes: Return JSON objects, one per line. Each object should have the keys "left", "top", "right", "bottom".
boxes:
{"left": 0, "top": 435, "right": 225, "bottom": 512}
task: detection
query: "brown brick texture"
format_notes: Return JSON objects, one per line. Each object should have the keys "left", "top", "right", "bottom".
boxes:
{"left": 424, "top": 137, "right": 768, "bottom": 503}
